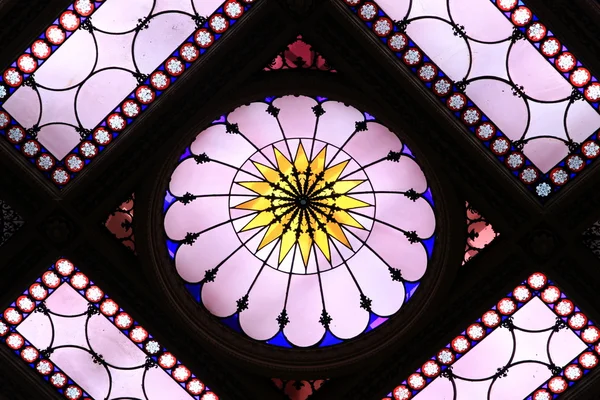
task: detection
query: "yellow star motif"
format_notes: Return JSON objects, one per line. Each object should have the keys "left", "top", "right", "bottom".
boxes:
{"left": 234, "top": 143, "right": 371, "bottom": 267}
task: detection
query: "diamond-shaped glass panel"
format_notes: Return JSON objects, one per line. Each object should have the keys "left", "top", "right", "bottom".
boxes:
{"left": 0, "top": 258, "right": 219, "bottom": 399}
{"left": 383, "top": 272, "right": 598, "bottom": 399}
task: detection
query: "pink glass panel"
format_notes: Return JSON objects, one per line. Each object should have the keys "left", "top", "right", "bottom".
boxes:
{"left": 175, "top": 222, "right": 241, "bottom": 282}
{"left": 201, "top": 249, "right": 263, "bottom": 317}
{"left": 285, "top": 273, "right": 328, "bottom": 346}
{"left": 321, "top": 265, "right": 370, "bottom": 339}
{"left": 1, "top": 259, "right": 218, "bottom": 399}
{"left": 315, "top": 100, "right": 365, "bottom": 148}
{"left": 367, "top": 223, "right": 427, "bottom": 282}
{"left": 239, "top": 266, "right": 289, "bottom": 340}
{"left": 273, "top": 96, "right": 319, "bottom": 140}
{"left": 2, "top": 0, "right": 222, "bottom": 160}
{"left": 383, "top": 273, "right": 597, "bottom": 400}
{"left": 375, "top": 0, "right": 600, "bottom": 173}
{"left": 347, "top": 245, "right": 405, "bottom": 316}
{"left": 165, "top": 95, "right": 436, "bottom": 347}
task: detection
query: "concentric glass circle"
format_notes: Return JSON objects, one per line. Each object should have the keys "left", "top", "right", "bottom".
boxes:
{"left": 228, "top": 137, "right": 376, "bottom": 273}
{"left": 163, "top": 95, "right": 436, "bottom": 348}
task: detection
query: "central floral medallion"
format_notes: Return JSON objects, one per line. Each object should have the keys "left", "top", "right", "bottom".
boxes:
{"left": 163, "top": 95, "right": 437, "bottom": 348}
{"left": 234, "top": 143, "right": 371, "bottom": 267}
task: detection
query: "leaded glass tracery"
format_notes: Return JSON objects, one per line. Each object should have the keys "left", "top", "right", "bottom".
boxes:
{"left": 383, "top": 272, "right": 599, "bottom": 400}
{"left": 582, "top": 220, "right": 600, "bottom": 260}
{"left": 0, "top": 199, "right": 24, "bottom": 247}
{"left": 0, "top": 259, "right": 218, "bottom": 399}
{"left": 0, "top": 0, "right": 257, "bottom": 187}
{"left": 341, "top": 0, "right": 600, "bottom": 200}
{"left": 163, "top": 95, "right": 436, "bottom": 348}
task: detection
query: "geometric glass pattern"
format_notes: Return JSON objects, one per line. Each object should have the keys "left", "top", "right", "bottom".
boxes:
{"left": 272, "top": 378, "right": 328, "bottom": 400}
{"left": 383, "top": 272, "right": 599, "bottom": 400}
{"left": 341, "top": 0, "right": 600, "bottom": 200}
{"left": 0, "top": 199, "right": 24, "bottom": 247}
{"left": 264, "top": 35, "right": 336, "bottom": 72}
{"left": 105, "top": 194, "right": 135, "bottom": 253}
{"left": 0, "top": 259, "right": 218, "bottom": 399}
{"left": 582, "top": 220, "right": 600, "bottom": 260}
{"left": 163, "top": 95, "right": 436, "bottom": 348}
{"left": 464, "top": 202, "right": 499, "bottom": 264}
{"left": 0, "top": 0, "right": 257, "bottom": 187}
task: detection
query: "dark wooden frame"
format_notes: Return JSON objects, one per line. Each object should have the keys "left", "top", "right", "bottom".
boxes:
{"left": 0, "top": 0, "right": 600, "bottom": 398}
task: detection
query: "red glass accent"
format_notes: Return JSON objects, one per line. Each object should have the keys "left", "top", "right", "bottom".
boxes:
{"left": 265, "top": 36, "right": 336, "bottom": 72}
{"left": 105, "top": 194, "right": 135, "bottom": 253}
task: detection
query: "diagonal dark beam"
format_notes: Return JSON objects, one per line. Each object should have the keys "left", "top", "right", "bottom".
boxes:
{"left": 524, "top": 0, "right": 600, "bottom": 79}
{"left": 547, "top": 160, "right": 600, "bottom": 242}
{"left": 0, "top": 0, "right": 73, "bottom": 70}
{"left": 0, "top": 143, "right": 55, "bottom": 220}
{"left": 0, "top": 343, "right": 65, "bottom": 400}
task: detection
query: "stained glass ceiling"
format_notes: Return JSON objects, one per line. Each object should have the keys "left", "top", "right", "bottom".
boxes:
{"left": 2, "top": 1, "right": 599, "bottom": 398}
{"left": 0, "top": 0, "right": 256, "bottom": 187}
{"left": 342, "top": 0, "right": 600, "bottom": 200}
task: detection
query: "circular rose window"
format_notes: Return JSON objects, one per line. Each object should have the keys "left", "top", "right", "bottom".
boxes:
{"left": 163, "top": 95, "right": 436, "bottom": 348}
